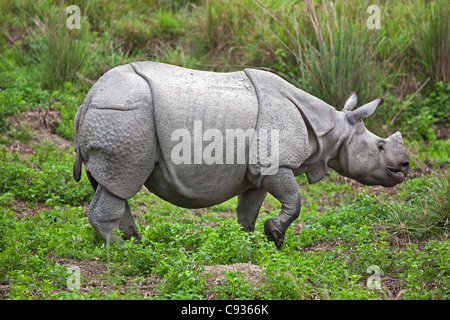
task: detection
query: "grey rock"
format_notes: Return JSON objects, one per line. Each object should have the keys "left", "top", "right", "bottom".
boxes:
{"left": 73, "top": 61, "right": 409, "bottom": 248}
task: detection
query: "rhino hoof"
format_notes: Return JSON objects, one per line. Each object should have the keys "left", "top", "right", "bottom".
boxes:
{"left": 264, "top": 218, "right": 285, "bottom": 250}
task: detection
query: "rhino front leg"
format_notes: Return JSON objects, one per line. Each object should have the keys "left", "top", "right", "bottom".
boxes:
{"left": 261, "top": 167, "right": 301, "bottom": 250}
{"left": 88, "top": 185, "right": 140, "bottom": 242}
{"left": 236, "top": 188, "right": 267, "bottom": 233}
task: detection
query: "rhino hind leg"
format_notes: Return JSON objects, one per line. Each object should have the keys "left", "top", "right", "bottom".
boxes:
{"left": 88, "top": 184, "right": 141, "bottom": 242}
{"left": 119, "top": 202, "right": 141, "bottom": 240}
{"left": 236, "top": 188, "right": 267, "bottom": 233}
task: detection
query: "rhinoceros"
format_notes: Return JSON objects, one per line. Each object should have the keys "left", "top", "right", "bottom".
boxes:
{"left": 73, "top": 61, "right": 409, "bottom": 249}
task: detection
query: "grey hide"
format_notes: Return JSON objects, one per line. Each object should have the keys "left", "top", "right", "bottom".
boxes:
{"left": 73, "top": 61, "right": 409, "bottom": 249}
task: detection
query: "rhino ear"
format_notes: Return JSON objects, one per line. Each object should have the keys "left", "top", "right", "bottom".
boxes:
{"left": 347, "top": 98, "right": 384, "bottom": 124}
{"left": 342, "top": 92, "right": 358, "bottom": 111}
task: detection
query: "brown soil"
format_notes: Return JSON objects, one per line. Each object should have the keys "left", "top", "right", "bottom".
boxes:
{"left": 3, "top": 108, "right": 73, "bottom": 157}
{"left": 12, "top": 200, "right": 48, "bottom": 218}
{"left": 0, "top": 254, "right": 267, "bottom": 299}
{"left": 435, "top": 122, "right": 450, "bottom": 140}
{"left": 202, "top": 262, "right": 266, "bottom": 299}
{"left": 52, "top": 257, "right": 162, "bottom": 298}
{"left": 0, "top": 257, "right": 265, "bottom": 299}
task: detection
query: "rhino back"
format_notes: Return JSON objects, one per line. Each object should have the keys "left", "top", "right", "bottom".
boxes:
{"left": 131, "top": 62, "right": 259, "bottom": 207}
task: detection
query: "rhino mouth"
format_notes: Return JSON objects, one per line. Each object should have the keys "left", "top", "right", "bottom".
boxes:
{"left": 386, "top": 167, "right": 407, "bottom": 181}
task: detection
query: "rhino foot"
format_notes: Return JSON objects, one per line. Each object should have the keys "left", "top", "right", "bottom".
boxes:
{"left": 264, "top": 218, "right": 286, "bottom": 250}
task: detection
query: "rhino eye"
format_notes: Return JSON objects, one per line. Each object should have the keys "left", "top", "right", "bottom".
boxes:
{"left": 378, "top": 143, "right": 385, "bottom": 152}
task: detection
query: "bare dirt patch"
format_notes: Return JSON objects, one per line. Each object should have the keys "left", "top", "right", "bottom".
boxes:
{"left": 435, "top": 122, "right": 450, "bottom": 140}
{"left": 54, "top": 257, "right": 108, "bottom": 292}
{"left": 50, "top": 259, "right": 267, "bottom": 299}
{"left": 3, "top": 108, "right": 73, "bottom": 156}
{"left": 11, "top": 201, "right": 89, "bottom": 219}
{"left": 202, "top": 262, "right": 266, "bottom": 299}
{"left": 301, "top": 239, "right": 342, "bottom": 252}
{"left": 12, "top": 200, "right": 47, "bottom": 218}
{"left": 53, "top": 257, "right": 162, "bottom": 298}
{"left": 0, "top": 284, "right": 10, "bottom": 299}
{"left": 357, "top": 275, "right": 406, "bottom": 300}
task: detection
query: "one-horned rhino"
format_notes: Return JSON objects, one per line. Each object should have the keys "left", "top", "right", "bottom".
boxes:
{"left": 73, "top": 61, "right": 409, "bottom": 249}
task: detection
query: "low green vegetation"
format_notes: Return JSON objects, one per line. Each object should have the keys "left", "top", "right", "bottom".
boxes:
{"left": 0, "top": 142, "right": 92, "bottom": 205}
{"left": 0, "top": 163, "right": 448, "bottom": 299}
{"left": 0, "top": 0, "right": 448, "bottom": 300}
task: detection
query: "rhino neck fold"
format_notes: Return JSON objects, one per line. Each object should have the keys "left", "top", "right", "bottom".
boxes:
{"left": 241, "top": 68, "right": 347, "bottom": 185}
{"left": 301, "top": 111, "right": 349, "bottom": 184}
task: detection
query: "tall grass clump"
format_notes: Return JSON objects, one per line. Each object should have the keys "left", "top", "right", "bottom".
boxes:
{"left": 382, "top": 172, "right": 449, "bottom": 240}
{"left": 251, "top": 0, "right": 391, "bottom": 108}
{"left": 27, "top": 4, "right": 92, "bottom": 89}
{"left": 414, "top": 0, "right": 449, "bottom": 84}
{"left": 189, "top": 0, "right": 263, "bottom": 69}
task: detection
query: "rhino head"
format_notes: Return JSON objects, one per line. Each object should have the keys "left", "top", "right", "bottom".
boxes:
{"left": 328, "top": 93, "right": 410, "bottom": 187}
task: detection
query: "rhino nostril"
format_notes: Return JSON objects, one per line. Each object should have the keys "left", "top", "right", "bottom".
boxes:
{"left": 400, "top": 162, "right": 409, "bottom": 171}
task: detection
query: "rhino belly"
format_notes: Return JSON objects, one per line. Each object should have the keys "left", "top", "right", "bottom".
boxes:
{"left": 145, "top": 162, "right": 252, "bottom": 208}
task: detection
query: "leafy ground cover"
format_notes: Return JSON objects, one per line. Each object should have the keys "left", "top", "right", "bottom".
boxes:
{"left": 0, "top": 0, "right": 448, "bottom": 300}
{"left": 0, "top": 129, "right": 448, "bottom": 300}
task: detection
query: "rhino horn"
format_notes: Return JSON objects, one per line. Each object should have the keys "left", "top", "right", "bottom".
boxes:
{"left": 342, "top": 92, "right": 358, "bottom": 111}
{"left": 347, "top": 97, "right": 384, "bottom": 124}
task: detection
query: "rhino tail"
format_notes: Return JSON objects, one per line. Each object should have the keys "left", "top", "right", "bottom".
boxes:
{"left": 72, "top": 103, "right": 86, "bottom": 182}
{"left": 73, "top": 147, "right": 82, "bottom": 182}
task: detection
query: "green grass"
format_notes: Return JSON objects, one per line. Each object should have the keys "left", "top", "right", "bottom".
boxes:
{"left": 0, "top": 145, "right": 448, "bottom": 299}
{"left": 255, "top": 0, "right": 389, "bottom": 108}
{"left": 381, "top": 174, "right": 449, "bottom": 240}
{"left": 27, "top": 5, "right": 92, "bottom": 89}
{"left": 0, "top": 142, "right": 92, "bottom": 205}
{"left": 414, "top": 0, "right": 449, "bottom": 84}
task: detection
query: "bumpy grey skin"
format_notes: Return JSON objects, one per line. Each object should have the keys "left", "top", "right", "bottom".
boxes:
{"left": 73, "top": 61, "right": 409, "bottom": 249}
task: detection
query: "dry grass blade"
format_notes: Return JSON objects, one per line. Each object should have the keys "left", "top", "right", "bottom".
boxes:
{"left": 246, "top": 0, "right": 298, "bottom": 60}
{"left": 388, "top": 77, "right": 431, "bottom": 127}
